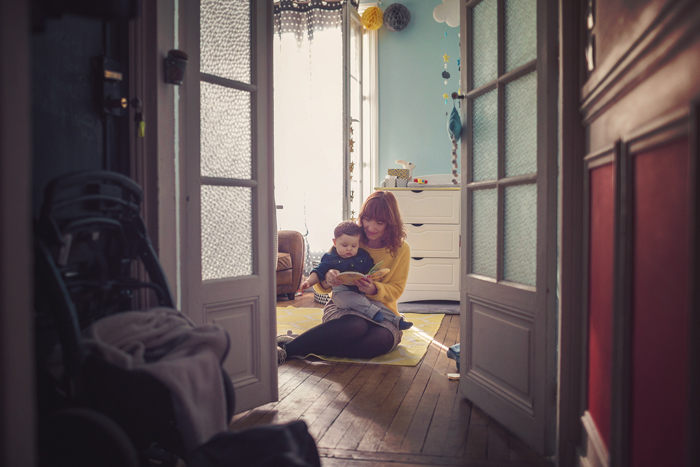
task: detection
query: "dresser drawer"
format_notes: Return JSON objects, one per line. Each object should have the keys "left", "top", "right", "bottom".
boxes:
{"left": 393, "top": 190, "right": 460, "bottom": 224}
{"left": 405, "top": 257, "right": 460, "bottom": 292}
{"left": 406, "top": 224, "right": 460, "bottom": 258}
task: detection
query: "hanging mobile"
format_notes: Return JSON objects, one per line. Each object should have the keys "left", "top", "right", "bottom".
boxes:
{"left": 447, "top": 97, "right": 462, "bottom": 186}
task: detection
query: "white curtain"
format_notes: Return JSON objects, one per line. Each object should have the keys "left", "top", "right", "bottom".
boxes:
{"left": 273, "top": 5, "right": 346, "bottom": 273}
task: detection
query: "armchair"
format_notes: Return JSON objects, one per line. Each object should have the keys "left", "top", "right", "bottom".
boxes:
{"left": 276, "top": 230, "right": 305, "bottom": 300}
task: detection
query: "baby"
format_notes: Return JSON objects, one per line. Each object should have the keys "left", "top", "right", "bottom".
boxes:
{"left": 301, "top": 220, "right": 412, "bottom": 330}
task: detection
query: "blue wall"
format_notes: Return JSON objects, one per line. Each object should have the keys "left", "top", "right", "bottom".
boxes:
{"left": 374, "top": 0, "right": 461, "bottom": 179}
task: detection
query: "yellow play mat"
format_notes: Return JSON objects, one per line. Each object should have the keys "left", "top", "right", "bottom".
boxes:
{"left": 276, "top": 306, "right": 445, "bottom": 366}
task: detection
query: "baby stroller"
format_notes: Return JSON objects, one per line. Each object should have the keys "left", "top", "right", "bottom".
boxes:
{"left": 34, "top": 171, "right": 236, "bottom": 466}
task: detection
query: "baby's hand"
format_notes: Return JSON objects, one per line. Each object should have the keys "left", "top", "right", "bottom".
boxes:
{"left": 325, "top": 269, "right": 340, "bottom": 286}
{"left": 300, "top": 280, "right": 310, "bottom": 291}
{"left": 355, "top": 276, "right": 377, "bottom": 295}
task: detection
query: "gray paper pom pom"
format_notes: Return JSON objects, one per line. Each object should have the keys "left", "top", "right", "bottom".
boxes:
{"left": 384, "top": 3, "right": 411, "bottom": 32}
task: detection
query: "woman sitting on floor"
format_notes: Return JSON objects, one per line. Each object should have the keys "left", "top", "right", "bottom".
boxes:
{"left": 276, "top": 190, "right": 411, "bottom": 363}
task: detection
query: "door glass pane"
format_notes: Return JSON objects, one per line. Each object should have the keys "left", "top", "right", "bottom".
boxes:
{"left": 471, "top": 0, "right": 497, "bottom": 89}
{"left": 201, "top": 82, "right": 252, "bottom": 179}
{"left": 503, "top": 184, "right": 536, "bottom": 285}
{"left": 505, "top": 0, "right": 536, "bottom": 72}
{"left": 201, "top": 185, "right": 253, "bottom": 280}
{"left": 201, "top": 0, "right": 251, "bottom": 83}
{"left": 472, "top": 188, "right": 497, "bottom": 278}
{"left": 472, "top": 89, "right": 498, "bottom": 182}
{"left": 504, "top": 71, "right": 537, "bottom": 177}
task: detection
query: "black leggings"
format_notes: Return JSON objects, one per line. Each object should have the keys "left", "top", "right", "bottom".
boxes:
{"left": 283, "top": 314, "right": 395, "bottom": 359}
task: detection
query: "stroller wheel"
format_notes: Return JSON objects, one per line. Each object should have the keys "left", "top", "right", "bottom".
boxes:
{"left": 39, "top": 408, "right": 138, "bottom": 467}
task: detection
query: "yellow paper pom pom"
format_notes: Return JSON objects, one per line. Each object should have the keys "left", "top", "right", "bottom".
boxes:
{"left": 362, "top": 6, "right": 384, "bottom": 30}
{"left": 443, "top": 93, "right": 449, "bottom": 99}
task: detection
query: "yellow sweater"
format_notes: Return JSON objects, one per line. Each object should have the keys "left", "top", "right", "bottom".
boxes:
{"left": 314, "top": 241, "right": 411, "bottom": 316}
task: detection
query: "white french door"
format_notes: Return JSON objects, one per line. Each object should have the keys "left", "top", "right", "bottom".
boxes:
{"left": 459, "top": 0, "right": 558, "bottom": 455}
{"left": 183, "top": 0, "right": 277, "bottom": 414}
{"left": 344, "top": 6, "right": 364, "bottom": 220}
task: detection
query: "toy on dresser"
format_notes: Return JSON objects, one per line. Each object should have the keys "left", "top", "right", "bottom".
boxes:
{"left": 381, "top": 160, "right": 415, "bottom": 187}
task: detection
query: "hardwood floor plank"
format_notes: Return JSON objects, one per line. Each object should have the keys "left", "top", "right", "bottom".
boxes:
{"left": 317, "top": 363, "right": 395, "bottom": 448}
{"left": 319, "top": 447, "right": 542, "bottom": 466}
{"left": 418, "top": 316, "right": 462, "bottom": 456}
{"left": 333, "top": 364, "right": 405, "bottom": 451}
{"left": 419, "top": 388, "right": 459, "bottom": 456}
{"left": 463, "top": 401, "right": 491, "bottom": 460}
{"left": 440, "top": 394, "right": 473, "bottom": 458}
{"left": 464, "top": 424, "right": 488, "bottom": 461}
{"left": 508, "top": 433, "right": 551, "bottom": 466}
{"left": 272, "top": 299, "right": 548, "bottom": 467}
{"left": 278, "top": 360, "right": 320, "bottom": 401}
{"left": 277, "top": 359, "right": 313, "bottom": 391}
{"left": 228, "top": 410, "right": 249, "bottom": 426}
{"left": 296, "top": 362, "right": 363, "bottom": 429}
{"left": 399, "top": 318, "right": 458, "bottom": 453}
{"left": 400, "top": 341, "right": 457, "bottom": 454}
{"left": 354, "top": 360, "right": 423, "bottom": 452}
{"left": 470, "top": 405, "right": 490, "bottom": 427}
{"left": 228, "top": 404, "right": 276, "bottom": 431}
{"left": 487, "top": 420, "right": 510, "bottom": 461}
{"left": 305, "top": 363, "right": 376, "bottom": 441}
{"left": 230, "top": 360, "right": 330, "bottom": 430}
{"left": 372, "top": 361, "right": 436, "bottom": 453}
{"left": 277, "top": 352, "right": 302, "bottom": 372}
{"left": 353, "top": 316, "right": 453, "bottom": 453}
{"left": 399, "top": 389, "right": 440, "bottom": 454}
{"left": 267, "top": 361, "right": 338, "bottom": 425}
{"left": 376, "top": 317, "right": 451, "bottom": 453}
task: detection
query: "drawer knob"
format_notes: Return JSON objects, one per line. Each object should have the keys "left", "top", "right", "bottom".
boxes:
{"left": 411, "top": 257, "right": 425, "bottom": 261}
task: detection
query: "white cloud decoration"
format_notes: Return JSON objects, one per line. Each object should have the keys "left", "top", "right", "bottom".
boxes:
{"left": 433, "top": 0, "right": 460, "bottom": 27}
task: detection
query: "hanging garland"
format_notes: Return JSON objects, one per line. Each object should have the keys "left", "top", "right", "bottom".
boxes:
{"left": 440, "top": 28, "right": 461, "bottom": 185}
{"left": 447, "top": 103, "right": 461, "bottom": 185}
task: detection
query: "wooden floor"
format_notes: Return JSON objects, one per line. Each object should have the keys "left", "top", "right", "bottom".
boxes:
{"left": 230, "top": 291, "right": 551, "bottom": 467}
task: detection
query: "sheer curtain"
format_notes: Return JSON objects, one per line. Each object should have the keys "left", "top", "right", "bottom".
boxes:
{"left": 273, "top": 1, "right": 357, "bottom": 273}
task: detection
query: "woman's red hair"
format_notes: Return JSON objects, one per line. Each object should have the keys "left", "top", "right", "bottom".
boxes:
{"left": 357, "top": 191, "right": 407, "bottom": 256}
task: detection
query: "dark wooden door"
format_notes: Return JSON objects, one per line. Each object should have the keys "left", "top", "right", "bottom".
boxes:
{"left": 31, "top": 3, "right": 137, "bottom": 216}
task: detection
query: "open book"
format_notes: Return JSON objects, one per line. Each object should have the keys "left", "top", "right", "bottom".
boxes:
{"left": 335, "top": 261, "right": 390, "bottom": 286}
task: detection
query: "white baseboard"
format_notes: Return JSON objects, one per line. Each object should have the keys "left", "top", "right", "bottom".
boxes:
{"left": 577, "top": 411, "right": 610, "bottom": 467}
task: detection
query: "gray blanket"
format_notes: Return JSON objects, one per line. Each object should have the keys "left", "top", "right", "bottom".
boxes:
{"left": 83, "top": 307, "right": 230, "bottom": 455}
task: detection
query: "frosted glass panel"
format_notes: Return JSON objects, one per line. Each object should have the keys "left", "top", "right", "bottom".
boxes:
{"left": 505, "top": 71, "right": 537, "bottom": 177}
{"left": 472, "top": 89, "right": 498, "bottom": 182}
{"left": 505, "top": 0, "right": 537, "bottom": 72}
{"left": 472, "top": 189, "right": 497, "bottom": 278}
{"left": 201, "top": 82, "right": 252, "bottom": 179}
{"left": 201, "top": 185, "right": 253, "bottom": 280}
{"left": 201, "top": 0, "right": 251, "bottom": 83}
{"left": 471, "top": 0, "right": 497, "bottom": 89}
{"left": 504, "top": 184, "right": 536, "bottom": 286}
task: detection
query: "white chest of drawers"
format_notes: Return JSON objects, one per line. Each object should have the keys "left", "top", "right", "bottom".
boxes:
{"left": 386, "top": 188, "right": 461, "bottom": 303}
